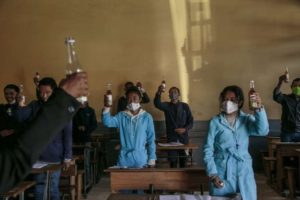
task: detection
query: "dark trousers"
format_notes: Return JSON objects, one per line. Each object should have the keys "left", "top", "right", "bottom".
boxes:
{"left": 168, "top": 150, "right": 188, "bottom": 168}
{"left": 281, "top": 132, "right": 300, "bottom": 142}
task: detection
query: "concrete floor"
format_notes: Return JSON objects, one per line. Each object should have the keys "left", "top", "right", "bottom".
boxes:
{"left": 85, "top": 173, "right": 287, "bottom": 200}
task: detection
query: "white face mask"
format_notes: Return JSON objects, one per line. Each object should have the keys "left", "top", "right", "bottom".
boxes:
{"left": 222, "top": 100, "right": 238, "bottom": 114}
{"left": 127, "top": 102, "right": 141, "bottom": 111}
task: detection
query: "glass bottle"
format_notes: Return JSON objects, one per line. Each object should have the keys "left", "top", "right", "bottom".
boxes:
{"left": 34, "top": 72, "right": 40, "bottom": 86}
{"left": 136, "top": 81, "right": 142, "bottom": 90}
{"left": 35, "top": 72, "right": 40, "bottom": 80}
{"left": 284, "top": 67, "right": 289, "bottom": 83}
{"left": 249, "top": 80, "right": 258, "bottom": 110}
{"left": 161, "top": 80, "right": 166, "bottom": 92}
{"left": 105, "top": 83, "right": 113, "bottom": 107}
{"left": 19, "top": 84, "right": 25, "bottom": 102}
{"left": 65, "top": 36, "right": 87, "bottom": 103}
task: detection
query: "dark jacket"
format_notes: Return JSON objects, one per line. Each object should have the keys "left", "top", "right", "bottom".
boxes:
{"left": 73, "top": 106, "right": 97, "bottom": 143}
{"left": 0, "top": 89, "right": 80, "bottom": 193}
{"left": 0, "top": 103, "right": 27, "bottom": 146}
{"left": 154, "top": 92, "right": 193, "bottom": 144}
{"left": 273, "top": 88, "right": 300, "bottom": 133}
{"left": 16, "top": 95, "right": 73, "bottom": 162}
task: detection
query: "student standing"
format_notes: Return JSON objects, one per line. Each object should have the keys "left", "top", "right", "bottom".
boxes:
{"left": 154, "top": 85, "right": 193, "bottom": 168}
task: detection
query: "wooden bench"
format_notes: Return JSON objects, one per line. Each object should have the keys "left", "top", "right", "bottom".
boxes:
{"left": 104, "top": 167, "right": 209, "bottom": 194}
{"left": 262, "top": 136, "right": 281, "bottom": 185}
{"left": 1, "top": 181, "right": 36, "bottom": 200}
{"left": 275, "top": 142, "right": 300, "bottom": 193}
{"left": 60, "top": 162, "right": 84, "bottom": 200}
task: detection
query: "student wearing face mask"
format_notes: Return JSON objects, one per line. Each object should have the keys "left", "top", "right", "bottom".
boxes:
{"left": 117, "top": 81, "right": 150, "bottom": 112}
{"left": 154, "top": 85, "right": 193, "bottom": 168}
{"left": 273, "top": 76, "right": 300, "bottom": 142}
{"left": 203, "top": 85, "right": 269, "bottom": 200}
{"left": 102, "top": 86, "right": 156, "bottom": 168}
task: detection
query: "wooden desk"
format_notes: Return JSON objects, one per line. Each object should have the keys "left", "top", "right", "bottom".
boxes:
{"left": 105, "top": 167, "right": 208, "bottom": 193}
{"left": 31, "top": 164, "right": 61, "bottom": 200}
{"left": 107, "top": 194, "right": 240, "bottom": 200}
{"left": 156, "top": 143, "right": 198, "bottom": 166}
{"left": 275, "top": 142, "right": 300, "bottom": 192}
{"left": 1, "top": 181, "right": 36, "bottom": 200}
{"left": 91, "top": 134, "right": 112, "bottom": 143}
{"left": 296, "top": 149, "right": 300, "bottom": 189}
{"left": 266, "top": 136, "right": 281, "bottom": 157}
{"left": 156, "top": 143, "right": 198, "bottom": 151}
{"left": 107, "top": 194, "right": 156, "bottom": 200}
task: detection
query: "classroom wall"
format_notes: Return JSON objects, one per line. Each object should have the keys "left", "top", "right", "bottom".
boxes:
{"left": 0, "top": 0, "right": 300, "bottom": 120}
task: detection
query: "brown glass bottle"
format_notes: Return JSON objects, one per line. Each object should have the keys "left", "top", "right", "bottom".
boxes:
{"left": 249, "top": 80, "right": 258, "bottom": 110}
{"left": 161, "top": 80, "right": 166, "bottom": 92}
{"left": 284, "top": 67, "right": 289, "bottom": 83}
{"left": 105, "top": 83, "right": 113, "bottom": 107}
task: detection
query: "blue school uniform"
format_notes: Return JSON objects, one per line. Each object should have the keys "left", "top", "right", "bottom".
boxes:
{"left": 102, "top": 109, "right": 156, "bottom": 168}
{"left": 203, "top": 109, "right": 269, "bottom": 200}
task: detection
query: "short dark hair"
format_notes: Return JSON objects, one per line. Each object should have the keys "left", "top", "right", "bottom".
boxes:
{"left": 125, "top": 86, "right": 141, "bottom": 98}
{"left": 39, "top": 77, "right": 57, "bottom": 90}
{"left": 219, "top": 85, "right": 244, "bottom": 109}
{"left": 169, "top": 87, "right": 180, "bottom": 95}
{"left": 4, "top": 84, "right": 20, "bottom": 93}
{"left": 291, "top": 78, "right": 300, "bottom": 87}
{"left": 125, "top": 81, "right": 134, "bottom": 87}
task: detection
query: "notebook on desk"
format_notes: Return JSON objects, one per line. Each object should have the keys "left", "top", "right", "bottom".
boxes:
{"left": 160, "top": 194, "right": 241, "bottom": 200}
{"left": 158, "top": 142, "right": 184, "bottom": 147}
{"left": 32, "top": 162, "right": 48, "bottom": 169}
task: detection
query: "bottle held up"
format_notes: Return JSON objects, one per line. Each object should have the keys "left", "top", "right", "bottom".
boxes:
{"left": 65, "top": 36, "right": 87, "bottom": 103}
{"left": 161, "top": 80, "right": 166, "bottom": 92}
{"left": 284, "top": 67, "right": 289, "bottom": 83}
{"left": 248, "top": 80, "right": 259, "bottom": 110}
{"left": 105, "top": 83, "right": 113, "bottom": 107}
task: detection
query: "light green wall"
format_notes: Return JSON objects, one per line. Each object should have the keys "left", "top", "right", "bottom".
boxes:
{"left": 0, "top": 0, "right": 299, "bottom": 120}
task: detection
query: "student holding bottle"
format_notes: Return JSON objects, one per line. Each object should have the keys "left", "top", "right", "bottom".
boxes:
{"left": 203, "top": 85, "right": 269, "bottom": 200}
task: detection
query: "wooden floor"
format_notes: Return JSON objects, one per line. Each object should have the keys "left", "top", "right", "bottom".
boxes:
{"left": 86, "top": 173, "right": 287, "bottom": 200}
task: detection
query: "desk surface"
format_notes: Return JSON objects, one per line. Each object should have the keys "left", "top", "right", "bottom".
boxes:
{"left": 107, "top": 194, "right": 240, "bottom": 200}
{"left": 157, "top": 143, "right": 198, "bottom": 150}
{"left": 105, "top": 167, "right": 205, "bottom": 173}
{"left": 31, "top": 164, "right": 61, "bottom": 174}
{"left": 2, "top": 181, "right": 36, "bottom": 198}
{"left": 266, "top": 136, "right": 280, "bottom": 139}
{"left": 270, "top": 142, "right": 300, "bottom": 145}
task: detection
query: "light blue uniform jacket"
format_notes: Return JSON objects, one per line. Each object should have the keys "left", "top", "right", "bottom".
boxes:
{"left": 102, "top": 109, "right": 156, "bottom": 168}
{"left": 203, "top": 109, "right": 269, "bottom": 200}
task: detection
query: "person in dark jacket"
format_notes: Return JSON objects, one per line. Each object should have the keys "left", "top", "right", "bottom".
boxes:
{"left": 117, "top": 81, "right": 150, "bottom": 112}
{"left": 16, "top": 77, "right": 73, "bottom": 200}
{"left": 73, "top": 101, "right": 98, "bottom": 145}
{"left": 154, "top": 85, "right": 193, "bottom": 168}
{"left": 273, "top": 75, "right": 300, "bottom": 142}
{"left": 0, "top": 72, "right": 88, "bottom": 193}
{"left": 0, "top": 84, "right": 25, "bottom": 145}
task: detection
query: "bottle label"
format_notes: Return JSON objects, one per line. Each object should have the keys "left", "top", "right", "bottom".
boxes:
{"left": 249, "top": 94, "right": 258, "bottom": 108}
{"left": 107, "top": 94, "right": 113, "bottom": 106}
